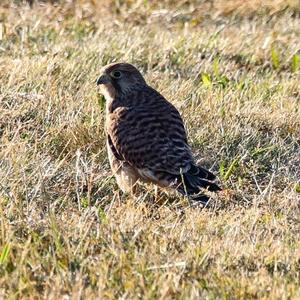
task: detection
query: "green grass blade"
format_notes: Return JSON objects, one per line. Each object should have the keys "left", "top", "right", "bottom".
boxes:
{"left": 0, "top": 243, "right": 11, "bottom": 264}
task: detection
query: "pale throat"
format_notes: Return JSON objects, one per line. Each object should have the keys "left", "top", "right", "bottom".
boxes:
{"left": 100, "top": 83, "right": 116, "bottom": 108}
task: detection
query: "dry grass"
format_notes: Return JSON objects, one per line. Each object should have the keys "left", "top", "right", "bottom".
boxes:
{"left": 0, "top": 0, "right": 300, "bottom": 299}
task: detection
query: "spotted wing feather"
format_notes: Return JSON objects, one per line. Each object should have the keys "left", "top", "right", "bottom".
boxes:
{"left": 107, "top": 88, "right": 193, "bottom": 178}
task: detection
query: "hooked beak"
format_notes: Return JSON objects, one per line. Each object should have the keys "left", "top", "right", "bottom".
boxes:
{"left": 96, "top": 74, "right": 111, "bottom": 85}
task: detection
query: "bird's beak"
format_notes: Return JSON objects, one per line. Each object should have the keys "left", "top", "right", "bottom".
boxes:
{"left": 96, "top": 74, "right": 111, "bottom": 85}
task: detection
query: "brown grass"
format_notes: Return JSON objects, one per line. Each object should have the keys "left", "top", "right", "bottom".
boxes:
{"left": 0, "top": 0, "right": 300, "bottom": 299}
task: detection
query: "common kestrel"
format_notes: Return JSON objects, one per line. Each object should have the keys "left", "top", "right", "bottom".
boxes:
{"left": 96, "top": 62, "right": 221, "bottom": 203}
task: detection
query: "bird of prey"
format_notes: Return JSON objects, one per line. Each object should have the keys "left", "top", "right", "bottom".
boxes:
{"left": 96, "top": 62, "right": 221, "bottom": 203}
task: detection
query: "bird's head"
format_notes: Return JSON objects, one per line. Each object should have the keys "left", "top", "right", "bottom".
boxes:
{"left": 96, "top": 63, "right": 146, "bottom": 100}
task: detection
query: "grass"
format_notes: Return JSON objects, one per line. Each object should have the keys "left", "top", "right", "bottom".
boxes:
{"left": 0, "top": 0, "right": 300, "bottom": 298}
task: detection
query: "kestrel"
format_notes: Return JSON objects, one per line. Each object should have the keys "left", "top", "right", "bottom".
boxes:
{"left": 96, "top": 62, "right": 221, "bottom": 203}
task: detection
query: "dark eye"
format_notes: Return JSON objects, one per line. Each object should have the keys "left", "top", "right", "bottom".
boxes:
{"left": 111, "top": 70, "right": 122, "bottom": 79}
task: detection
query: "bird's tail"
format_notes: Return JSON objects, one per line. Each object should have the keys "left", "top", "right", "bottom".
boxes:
{"left": 176, "top": 164, "right": 221, "bottom": 204}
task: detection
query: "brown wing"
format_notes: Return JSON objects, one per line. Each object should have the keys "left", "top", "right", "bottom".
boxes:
{"left": 107, "top": 90, "right": 194, "bottom": 175}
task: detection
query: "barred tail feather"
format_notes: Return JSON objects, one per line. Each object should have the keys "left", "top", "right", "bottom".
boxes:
{"left": 176, "top": 164, "right": 221, "bottom": 203}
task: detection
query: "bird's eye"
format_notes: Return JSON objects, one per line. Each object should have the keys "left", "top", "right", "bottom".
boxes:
{"left": 111, "top": 71, "right": 122, "bottom": 79}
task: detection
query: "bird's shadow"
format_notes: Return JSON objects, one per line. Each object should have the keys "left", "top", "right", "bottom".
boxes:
{"left": 82, "top": 179, "right": 249, "bottom": 221}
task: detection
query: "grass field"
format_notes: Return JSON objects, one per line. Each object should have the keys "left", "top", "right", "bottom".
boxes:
{"left": 0, "top": 0, "right": 300, "bottom": 299}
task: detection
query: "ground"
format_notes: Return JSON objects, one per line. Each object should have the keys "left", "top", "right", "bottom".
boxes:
{"left": 0, "top": 0, "right": 300, "bottom": 299}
